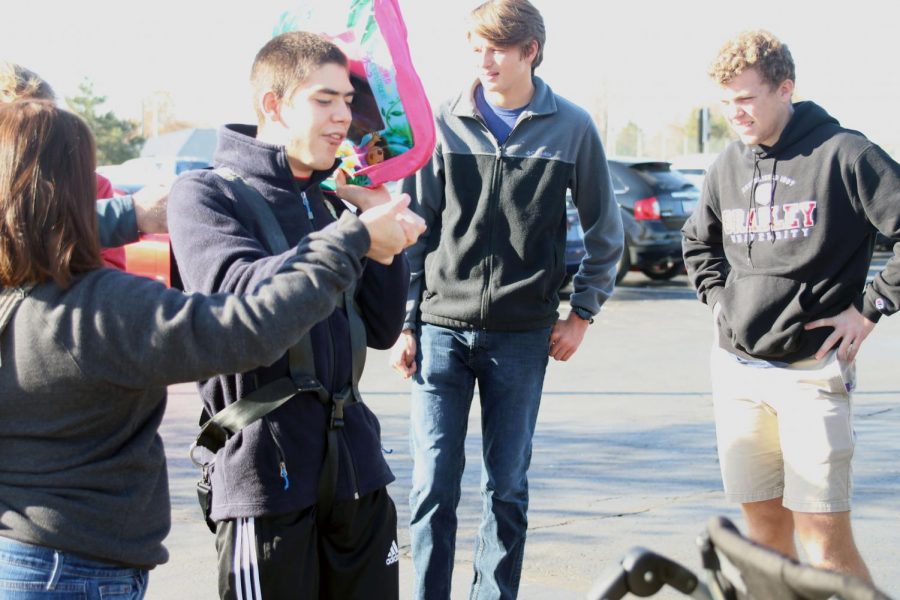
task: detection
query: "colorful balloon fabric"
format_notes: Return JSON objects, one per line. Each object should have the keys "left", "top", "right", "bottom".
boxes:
{"left": 274, "top": 0, "right": 435, "bottom": 188}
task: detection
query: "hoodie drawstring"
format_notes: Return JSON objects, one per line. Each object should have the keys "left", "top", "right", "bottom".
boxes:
{"left": 768, "top": 158, "right": 779, "bottom": 244}
{"left": 747, "top": 154, "right": 762, "bottom": 266}
{"left": 746, "top": 153, "right": 780, "bottom": 266}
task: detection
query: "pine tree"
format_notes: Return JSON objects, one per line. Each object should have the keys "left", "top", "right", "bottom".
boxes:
{"left": 66, "top": 80, "right": 143, "bottom": 165}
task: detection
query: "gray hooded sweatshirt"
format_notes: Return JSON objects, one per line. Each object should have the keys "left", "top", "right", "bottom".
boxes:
{"left": 0, "top": 214, "right": 368, "bottom": 568}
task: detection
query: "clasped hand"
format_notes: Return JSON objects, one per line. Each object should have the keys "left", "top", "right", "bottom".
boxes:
{"left": 335, "top": 172, "right": 425, "bottom": 265}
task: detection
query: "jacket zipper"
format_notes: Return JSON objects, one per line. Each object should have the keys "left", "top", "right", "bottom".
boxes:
{"left": 480, "top": 145, "right": 503, "bottom": 328}
{"left": 475, "top": 113, "right": 533, "bottom": 328}
{"left": 340, "top": 428, "right": 361, "bottom": 500}
{"left": 300, "top": 181, "right": 357, "bottom": 499}
{"left": 324, "top": 278, "right": 359, "bottom": 499}
{"left": 267, "top": 181, "right": 316, "bottom": 494}
{"left": 301, "top": 191, "right": 314, "bottom": 221}
{"left": 291, "top": 177, "right": 315, "bottom": 227}
{"left": 264, "top": 417, "right": 290, "bottom": 490}
{"left": 330, "top": 301, "right": 362, "bottom": 499}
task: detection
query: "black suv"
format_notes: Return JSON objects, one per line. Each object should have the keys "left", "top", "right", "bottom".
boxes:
{"left": 609, "top": 158, "right": 698, "bottom": 282}
{"left": 564, "top": 159, "right": 699, "bottom": 285}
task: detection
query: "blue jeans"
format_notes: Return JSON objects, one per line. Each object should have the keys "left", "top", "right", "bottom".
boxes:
{"left": 409, "top": 324, "right": 551, "bottom": 600}
{"left": 0, "top": 537, "right": 148, "bottom": 599}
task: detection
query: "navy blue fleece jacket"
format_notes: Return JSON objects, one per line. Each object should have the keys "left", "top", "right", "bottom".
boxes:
{"left": 167, "top": 124, "right": 408, "bottom": 520}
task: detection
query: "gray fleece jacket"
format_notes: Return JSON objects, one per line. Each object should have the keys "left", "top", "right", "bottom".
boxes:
{"left": 400, "top": 77, "right": 623, "bottom": 331}
{"left": 0, "top": 214, "right": 369, "bottom": 569}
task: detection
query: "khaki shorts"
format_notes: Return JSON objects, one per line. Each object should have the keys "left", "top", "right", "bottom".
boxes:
{"left": 710, "top": 346, "right": 856, "bottom": 513}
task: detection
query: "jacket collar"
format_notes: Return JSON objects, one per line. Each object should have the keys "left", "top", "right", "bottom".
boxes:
{"left": 214, "top": 124, "right": 339, "bottom": 190}
{"left": 450, "top": 76, "right": 557, "bottom": 121}
{"left": 744, "top": 101, "right": 839, "bottom": 159}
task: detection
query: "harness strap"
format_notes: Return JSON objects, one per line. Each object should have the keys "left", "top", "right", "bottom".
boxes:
{"left": 195, "top": 376, "right": 327, "bottom": 452}
{"left": 0, "top": 284, "right": 35, "bottom": 368}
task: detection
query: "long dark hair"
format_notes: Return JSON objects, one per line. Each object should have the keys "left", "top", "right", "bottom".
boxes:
{"left": 0, "top": 100, "right": 102, "bottom": 288}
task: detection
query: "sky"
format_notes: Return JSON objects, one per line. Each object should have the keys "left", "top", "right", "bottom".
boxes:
{"left": 3, "top": 0, "right": 898, "bottom": 156}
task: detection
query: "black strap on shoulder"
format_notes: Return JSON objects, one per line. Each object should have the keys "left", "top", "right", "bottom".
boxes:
{"left": 196, "top": 168, "right": 368, "bottom": 517}
{"left": 214, "top": 167, "right": 290, "bottom": 254}
{"left": 194, "top": 376, "right": 327, "bottom": 453}
{"left": 0, "top": 283, "right": 35, "bottom": 368}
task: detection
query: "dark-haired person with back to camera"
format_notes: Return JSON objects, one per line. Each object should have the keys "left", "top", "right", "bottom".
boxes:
{"left": 0, "top": 99, "right": 417, "bottom": 599}
{"left": 0, "top": 61, "right": 169, "bottom": 264}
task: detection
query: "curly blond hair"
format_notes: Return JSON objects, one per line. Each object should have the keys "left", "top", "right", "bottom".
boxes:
{"left": 709, "top": 30, "right": 795, "bottom": 89}
{"left": 0, "top": 62, "right": 56, "bottom": 103}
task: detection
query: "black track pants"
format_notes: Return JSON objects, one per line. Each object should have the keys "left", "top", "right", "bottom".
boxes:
{"left": 216, "top": 487, "right": 399, "bottom": 600}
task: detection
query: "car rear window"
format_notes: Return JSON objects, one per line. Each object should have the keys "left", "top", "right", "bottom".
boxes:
{"left": 629, "top": 162, "right": 693, "bottom": 192}
{"left": 175, "top": 160, "right": 211, "bottom": 175}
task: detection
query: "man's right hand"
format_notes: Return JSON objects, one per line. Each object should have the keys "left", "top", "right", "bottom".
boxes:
{"left": 333, "top": 169, "right": 390, "bottom": 212}
{"left": 390, "top": 329, "right": 417, "bottom": 379}
{"left": 358, "top": 193, "right": 425, "bottom": 264}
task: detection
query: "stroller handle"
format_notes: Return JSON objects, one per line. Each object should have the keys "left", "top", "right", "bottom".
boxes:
{"left": 587, "top": 546, "right": 704, "bottom": 599}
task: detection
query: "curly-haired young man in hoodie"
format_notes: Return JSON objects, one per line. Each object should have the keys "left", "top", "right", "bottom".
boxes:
{"left": 682, "top": 30, "right": 900, "bottom": 582}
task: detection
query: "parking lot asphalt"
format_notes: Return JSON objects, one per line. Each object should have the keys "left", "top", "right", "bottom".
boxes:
{"left": 150, "top": 256, "right": 900, "bottom": 599}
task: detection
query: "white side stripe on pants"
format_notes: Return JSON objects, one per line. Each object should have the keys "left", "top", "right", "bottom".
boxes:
{"left": 233, "top": 517, "right": 263, "bottom": 599}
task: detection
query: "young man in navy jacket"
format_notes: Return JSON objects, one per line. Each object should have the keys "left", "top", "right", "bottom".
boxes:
{"left": 683, "top": 30, "right": 900, "bottom": 583}
{"left": 168, "top": 32, "right": 423, "bottom": 599}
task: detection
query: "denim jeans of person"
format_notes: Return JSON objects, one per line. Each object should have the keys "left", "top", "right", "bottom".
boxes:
{"left": 409, "top": 323, "right": 552, "bottom": 600}
{"left": 0, "top": 537, "right": 148, "bottom": 599}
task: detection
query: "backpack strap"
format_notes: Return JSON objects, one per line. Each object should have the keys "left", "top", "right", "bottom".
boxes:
{"left": 0, "top": 283, "right": 35, "bottom": 368}
{"left": 214, "top": 167, "right": 290, "bottom": 253}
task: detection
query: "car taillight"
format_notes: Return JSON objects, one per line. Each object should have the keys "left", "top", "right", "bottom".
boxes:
{"left": 633, "top": 196, "right": 661, "bottom": 220}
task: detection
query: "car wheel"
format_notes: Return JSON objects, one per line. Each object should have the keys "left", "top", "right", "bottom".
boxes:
{"left": 641, "top": 262, "right": 682, "bottom": 281}
{"left": 615, "top": 240, "right": 631, "bottom": 284}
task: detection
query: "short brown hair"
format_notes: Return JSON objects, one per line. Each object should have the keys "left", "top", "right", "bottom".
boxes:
{"left": 709, "top": 30, "right": 795, "bottom": 89}
{"left": 250, "top": 31, "right": 348, "bottom": 125}
{"left": 0, "top": 62, "right": 56, "bottom": 103}
{"left": 469, "top": 0, "right": 546, "bottom": 73}
{"left": 0, "top": 101, "right": 102, "bottom": 288}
